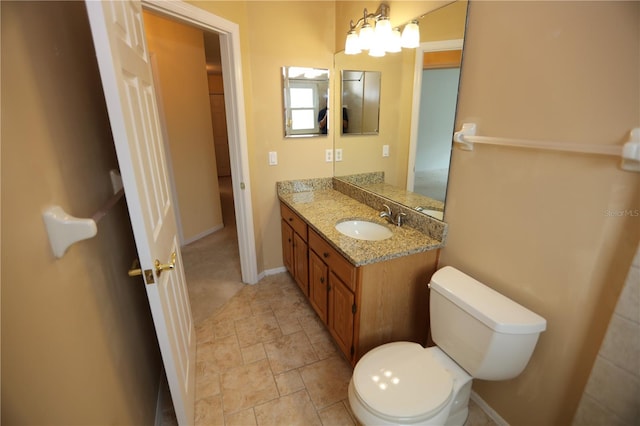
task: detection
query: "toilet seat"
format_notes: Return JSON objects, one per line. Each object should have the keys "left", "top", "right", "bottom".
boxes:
{"left": 352, "top": 342, "right": 453, "bottom": 422}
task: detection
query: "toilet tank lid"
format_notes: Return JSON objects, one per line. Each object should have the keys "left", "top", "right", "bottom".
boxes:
{"left": 430, "top": 266, "right": 547, "bottom": 334}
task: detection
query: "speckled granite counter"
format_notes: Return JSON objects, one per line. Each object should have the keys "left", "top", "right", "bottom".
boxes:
{"left": 278, "top": 188, "right": 443, "bottom": 266}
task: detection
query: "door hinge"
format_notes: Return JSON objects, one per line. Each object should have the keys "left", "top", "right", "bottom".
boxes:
{"left": 352, "top": 303, "right": 357, "bottom": 314}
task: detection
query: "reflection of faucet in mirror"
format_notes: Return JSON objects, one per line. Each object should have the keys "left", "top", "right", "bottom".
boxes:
{"left": 333, "top": 0, "right": 469, "bottom": 221}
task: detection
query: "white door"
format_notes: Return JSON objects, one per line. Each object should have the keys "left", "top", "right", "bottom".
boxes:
{"left": 85, "top": 1, "right": 195, "bottom": 424}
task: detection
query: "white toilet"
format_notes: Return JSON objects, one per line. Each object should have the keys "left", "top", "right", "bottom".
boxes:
{"left": 348, "top": 266, "right": 546, "bottom": 426}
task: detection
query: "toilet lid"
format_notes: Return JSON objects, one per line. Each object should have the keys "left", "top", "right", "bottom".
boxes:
{"left": 353, "top": 342, "right": 453, "bottom": 421}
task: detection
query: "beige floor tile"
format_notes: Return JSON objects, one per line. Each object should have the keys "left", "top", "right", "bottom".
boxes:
{"left": 254, "top": 389, "right": 322, "bottom": 426}
{"left": 196, "top": 334, "right": 243, "bottom": 375}
{"left": 300, "top": 356, "right": 353, "bottom": 409}
{"left": 235, "top": 311, "right": 282, "bottom": 348}
{"left": 264, "top": 330, "right": 319, "bottom": 375}
{"left": 221, "top": 358, "right": 279, "bottom": 414}
{"left": 306, "top": 327, "right": 340, "bottom": 360}
{"left": 225, "top": 407, "right": 257, "bottom": 426}
{"left": 196, "top": 373, "right": 220, "bottom": 401}
{"left": 212, "top": 318, "right": 236, "bottom": 339}
{"left": 318, "top": 401, "right": 356, "bottom": 426}
{"left": 195, "top": 395, "right": 224, "bottom": 426}
{"left": 241, "top": 342, "right": 267, "bottom": 364}
{"left": 275, "top": 369, "right": 306, "bottom": 396}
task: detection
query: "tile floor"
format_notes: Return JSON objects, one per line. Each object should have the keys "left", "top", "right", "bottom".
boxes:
{"left": 160, "top": 177, "right": 497, "bottom": 426}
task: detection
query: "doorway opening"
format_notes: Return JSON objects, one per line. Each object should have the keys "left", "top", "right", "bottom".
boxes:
{"left": 141, "top": 0, "right": 258, "bottom": 286}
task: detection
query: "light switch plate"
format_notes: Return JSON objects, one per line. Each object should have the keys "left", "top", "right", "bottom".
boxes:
{"left": 382, "top": 145, "right": 390, "bottom": 157}
{"left": 268, "top": 151, "right": 278, "bottom": 165}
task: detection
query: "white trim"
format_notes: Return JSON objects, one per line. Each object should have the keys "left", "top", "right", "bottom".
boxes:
{"left": 181, "top": 223, "right": 224, "bottom": 246}
{"left": 142, "top": 0, "right": 259, "bottom": 284}
{"left": 470, "top": 390, "right": 510, "bottom": 426}
{"left": 406, "top": 38, "right": 464, "bottom": 192}
{"left": 261, "top": 266, "right": 288, "bottom": 280}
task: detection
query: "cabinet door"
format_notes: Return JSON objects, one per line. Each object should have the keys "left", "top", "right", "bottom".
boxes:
{"left": 293, "top": 232, "right": 309, "bottom": 296}
{"left": 328, "top": 272, "right": 355, "bottom": 361}
{"left": 281, "top": 220, "right": 294, "bottom": 276}
{"left": 309, "top": 251, "right": 329, "bottom": 324}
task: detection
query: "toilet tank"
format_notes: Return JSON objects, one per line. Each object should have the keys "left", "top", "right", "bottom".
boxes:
{"left": 429, "top": 266, "right": 546, "bottom": 380}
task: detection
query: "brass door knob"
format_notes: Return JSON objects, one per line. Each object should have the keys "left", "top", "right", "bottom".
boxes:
{"left": 155, "top": 251, "right": 177, "bottom": 277}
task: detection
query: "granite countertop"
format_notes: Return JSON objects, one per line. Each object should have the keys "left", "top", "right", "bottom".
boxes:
{"left": 279, "top": 189, "right": 443, "bottom": 266}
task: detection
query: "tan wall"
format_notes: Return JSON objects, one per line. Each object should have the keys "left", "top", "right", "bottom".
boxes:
{"left": 143, "top": 11, "right": 224, "bottom": 243}
{"left": 1, "top": 1, "right": 162, "bottom": 424}
{"left": 191, "top": 1, "right": 336, "bottom": 271}
{"left": 440, "top": 1, "right": 640, "bottom": 425}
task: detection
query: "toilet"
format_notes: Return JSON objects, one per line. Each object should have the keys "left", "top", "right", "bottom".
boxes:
{"left": 348, "top": 266, "right": 546, "bottom": 426}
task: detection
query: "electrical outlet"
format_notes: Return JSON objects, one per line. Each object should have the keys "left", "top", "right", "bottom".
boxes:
{"left": 335, "top": 149, "right": 343, "bottom": 162}
{"left": 325, "top": 149, "right": 333, "bottom": 162}
{"left": 382, "top": 145, "right": 390, "bottom": 157}
{"left": 268, "top": 151, "right": 278, "bottom": 165}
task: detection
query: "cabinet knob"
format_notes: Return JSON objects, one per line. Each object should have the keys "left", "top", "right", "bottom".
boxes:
{"left": 288, "top": 217, "right": 293, "bottom": 222}
{"left": 323, "top": 252, "right": 329, "bottom": 258}
{"left": 320, "top": 277, "right": 324, "bottom": 284}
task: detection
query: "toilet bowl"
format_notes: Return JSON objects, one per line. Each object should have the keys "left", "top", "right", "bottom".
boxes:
{"left": 348, "top": 266, "right": 546, "bottom": 426}
{"left": 349, "top": 343, "right": 472, "bottom": 426}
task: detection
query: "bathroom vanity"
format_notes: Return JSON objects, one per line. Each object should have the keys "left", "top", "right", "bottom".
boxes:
{"left": 278, "top": 178, "right": 446, "bottom": 365}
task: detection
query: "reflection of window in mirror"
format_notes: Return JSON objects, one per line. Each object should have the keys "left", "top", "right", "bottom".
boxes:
{"left": 282, "top": 66, "right": 329, "bottom": 138}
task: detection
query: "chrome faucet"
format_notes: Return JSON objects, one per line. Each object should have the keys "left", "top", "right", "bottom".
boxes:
{"left": 380, "top": 204, "right": 406, "bottom": 227}
{"left": 380, "top": 204, "right": 393, "bottom": 223}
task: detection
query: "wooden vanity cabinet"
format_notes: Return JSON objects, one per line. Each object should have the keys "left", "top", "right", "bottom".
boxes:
{"left": 280, "top": 203, "right": 308, "bottom": 296}
{"left": 280, "top": 201, "right": 439, "bottom": 366}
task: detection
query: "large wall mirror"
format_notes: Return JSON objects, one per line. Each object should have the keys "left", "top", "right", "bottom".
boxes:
{"left": 333, "top": 1, "right": 468, "bottom": 220}
{"left": 282, "top": 66, "right": 330, "bottom": 138}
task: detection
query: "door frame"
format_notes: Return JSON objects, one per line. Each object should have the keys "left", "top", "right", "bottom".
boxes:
{"left": 406, "top": 38, "right": 464, "bottom": 192}
{"left": 142, "top": 0, "right": 258, "bottom": 284}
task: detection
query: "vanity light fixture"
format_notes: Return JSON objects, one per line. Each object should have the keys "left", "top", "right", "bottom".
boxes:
{"left": 344, "top": 3, "right": 420, "bottom": 57}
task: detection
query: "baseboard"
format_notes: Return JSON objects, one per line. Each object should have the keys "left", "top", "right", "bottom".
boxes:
{"left": 258, "top": 266, "right": 287, "bottom": 281}
{"left": 470, "top": 390, "right": 509, "bottom": 426}
{"left": 181, "top": 223, "right": 224, "bottom": 246}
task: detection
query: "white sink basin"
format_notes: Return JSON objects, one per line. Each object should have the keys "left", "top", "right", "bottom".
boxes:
{"left": 335, "top": 220, "right": 393, "bottom": 241}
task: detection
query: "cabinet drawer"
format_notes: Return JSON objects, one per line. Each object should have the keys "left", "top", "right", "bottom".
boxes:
{"left": 280, "top": 203, "right": 307, "bottom": 240}
{"left": 309, "top": 229, "right": 356, "bottom": 292}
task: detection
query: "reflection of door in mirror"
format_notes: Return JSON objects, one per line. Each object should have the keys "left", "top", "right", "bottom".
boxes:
{"left": 282, "top": 66, "right": 330, "bottom": 138}
{"left": 407, "top": 39, "right": 463, "bottom": 205}
{"left": 341, "top": 70, "right": 381, "bottom": 135}
{"left": 413, "top": 54, "right": 461, "bottom": 201}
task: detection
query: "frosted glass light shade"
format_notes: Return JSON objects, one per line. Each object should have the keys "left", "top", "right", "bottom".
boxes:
{"left": 386, "top": 28, "right": 402, "bottom": 53}
{"left": 369, "top": 40, "right": 386, "bottom": 57}
{"left": 401, "top": 21, "right": 420, "bottom": 48}
{"left": 375, "top": 17, "right": 392, "bottom": 38}
{"left": 358, "top": 23, "right": 374, "bottom": 50}
{"left": 345, "top": 31, "right": 361, "bottom": 55}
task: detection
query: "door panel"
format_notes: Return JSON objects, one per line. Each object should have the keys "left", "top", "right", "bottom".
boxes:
{"left": 85, "top": 1, "right": 195, "bottom": 424}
